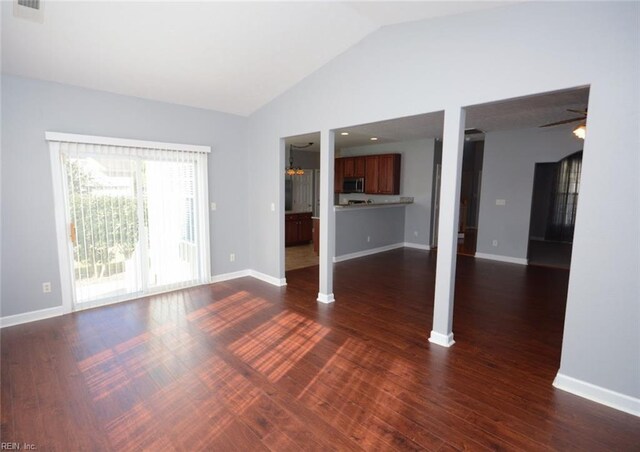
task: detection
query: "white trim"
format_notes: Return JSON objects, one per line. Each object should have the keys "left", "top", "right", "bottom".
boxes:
{"left": 45, "top": 132, "right": 211, "bottom": 153}
{"left": 249, "top": 270, "right": 287, "bottom": 287}
{"left": 210, "top": 270, "right": 251, "bottom": 283}
{"left": 428, "top": 330, "right": 455, "bottom": 347}
{"left": 553, "top": 373, "right": 640, "bottom": 417}
{"left": 317, "top": 293, "right": 335, "bottom": 304}
{"left": 333, "top": 243, "right": 404, "bottom": 263}
{"left": 475, "top": 252, "right": 528, "bottom": 265}
{"left": 403, "top": 242, "right": 431, "bottom": 251}
{"left": 49, "top": 141, "right": 75, "bottom": 314}
{"left": 1, "top": 306, "right": 63, "bottom": 329}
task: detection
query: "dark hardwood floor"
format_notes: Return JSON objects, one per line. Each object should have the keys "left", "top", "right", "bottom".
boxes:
{"left": 1, "top": 249, "right": 639, "bottom": 450}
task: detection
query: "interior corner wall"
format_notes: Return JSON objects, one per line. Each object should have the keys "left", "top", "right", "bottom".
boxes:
{"left": 476, "top": 126, "right": 584, "bottom": 260}
{"left": 1, "top": 75, "right": 249, "bottom": 317}
{"left": 339, "top": 138, "right": 435, "bottom": 247}
{"left": 246, "top": 2, "right": 639, "bottom": 402}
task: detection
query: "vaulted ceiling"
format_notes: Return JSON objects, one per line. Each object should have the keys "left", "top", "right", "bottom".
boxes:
{"left": 1, "top": 1, "right": 516, "bottom": 116}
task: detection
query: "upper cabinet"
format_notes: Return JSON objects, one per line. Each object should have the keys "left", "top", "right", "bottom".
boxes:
{"left": 343, "top": 157, "right": 366, "bottom": 178}
{"left": 335, "top": 153, "right": 401, "bottom": 194}
{"left": 365, "top": 154, "right": 401, "bottom": 195}
{"left": 364, "top": 155, "right": 379, "bottom": 193}
{"left": 334, "top": 157, "right": 344, "bottom": 193}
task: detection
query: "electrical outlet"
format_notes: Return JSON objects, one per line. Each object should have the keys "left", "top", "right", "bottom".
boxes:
{"left": 496, "top": 199, "right": 506, "bottom": 206}
{"left": 42, "top": 282, "right": 52, "bottom": 293}
{"left": 414, "top": 231, "right": 418, "bottom": 237}
{"left": 230, "top": 253, "right": 235, "bottom": 262}
{"left": 367, "top": 236, "right": 371, "bottom": 243}
{"left": 492, "top": 240, "right": 498, "bottom": 247}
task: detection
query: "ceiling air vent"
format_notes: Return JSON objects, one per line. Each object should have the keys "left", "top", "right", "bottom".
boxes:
{"left": 13, "top": 0, "right": 44, "bottom": 23}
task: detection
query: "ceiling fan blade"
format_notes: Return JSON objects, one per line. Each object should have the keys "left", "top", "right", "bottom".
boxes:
{"left": 539, "top": 117, "right": 586, "bottom": 128}
{"left": 566, "top": 108, "right": 588, "bottom": 115}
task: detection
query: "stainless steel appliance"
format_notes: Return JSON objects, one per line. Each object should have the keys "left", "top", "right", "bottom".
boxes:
{"left": 343, "top": 177, "right": 364, "bottom": 193}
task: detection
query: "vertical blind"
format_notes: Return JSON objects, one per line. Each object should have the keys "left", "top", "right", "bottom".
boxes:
{"left": 546, "top": 151, "right": 582, "bottom": 243}
{"left": 49, "top": 134, "right": 210, "bottom": 307}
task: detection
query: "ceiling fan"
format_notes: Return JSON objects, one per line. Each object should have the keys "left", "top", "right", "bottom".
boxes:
{"left": 539, "top": 109, "right": 587, "bottom": 139}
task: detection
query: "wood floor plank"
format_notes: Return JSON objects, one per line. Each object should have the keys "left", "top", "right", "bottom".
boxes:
{"left": 2, "top": 248, "right": 639, "bottom": 451}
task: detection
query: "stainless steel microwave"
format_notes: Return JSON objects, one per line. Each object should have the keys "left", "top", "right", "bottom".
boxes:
{"left": 343, "top": 177, "right": 365, "bottom": 193}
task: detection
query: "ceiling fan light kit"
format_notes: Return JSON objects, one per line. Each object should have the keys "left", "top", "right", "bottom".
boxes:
{"left": 539, "top": 108, "right": 587, "bottom": 140}
{"left": 573, "top": 124, "right": 586, "bottom": 140}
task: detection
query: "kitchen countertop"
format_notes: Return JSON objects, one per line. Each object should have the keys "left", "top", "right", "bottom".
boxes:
{"left": 334, "top": 201, "right": 413, "bottom": 211}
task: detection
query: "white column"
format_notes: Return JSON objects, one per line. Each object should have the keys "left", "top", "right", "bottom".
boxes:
{"left": 429, "top": 107, "right": 466, "bottom": 347}
{"left": 318, "top": 129, "right": 335, "bottom": 303}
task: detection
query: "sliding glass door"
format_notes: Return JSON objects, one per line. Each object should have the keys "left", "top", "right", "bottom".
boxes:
{"left": 57, "top": 140, "right": 209, "bottom": 308}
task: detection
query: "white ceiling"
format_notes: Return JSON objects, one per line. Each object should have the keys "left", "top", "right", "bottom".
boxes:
{"left": 1, "top": 1, "right": 516, "bottom": 117}
{"left": 286, "top": 87, "right": 590, "bottom": 151}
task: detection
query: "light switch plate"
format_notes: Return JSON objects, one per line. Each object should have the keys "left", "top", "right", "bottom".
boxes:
{"left": 496, "top": 199, "right": 506, "bottom": 206}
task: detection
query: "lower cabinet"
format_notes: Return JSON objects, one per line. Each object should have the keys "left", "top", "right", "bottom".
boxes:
{"left": 285, "top": 212, "right": 313, "bottom": 246}
{"left": 313, "top": 217, "right": 319, "bottom": 255}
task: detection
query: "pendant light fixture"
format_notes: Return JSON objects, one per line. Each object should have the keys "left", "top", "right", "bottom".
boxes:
{"left": 285, "top": 142, "right": 314, "bottom": 176}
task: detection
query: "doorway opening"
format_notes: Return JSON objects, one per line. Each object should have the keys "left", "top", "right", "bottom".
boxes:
{"left": 283, "top": 133, "right": 321, "bottom": 274}
{"left": 457, "top": 137, "right": 484, "bottom": 255}
{"left": 527, "top": 151, "right": 582, "bottom": 269}
{"left": 454, "top": 85, "right": 590, "bottom": 377}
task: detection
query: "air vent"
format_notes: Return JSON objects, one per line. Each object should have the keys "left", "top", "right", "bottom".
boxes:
{"left": 464, "top": 128, "right": 485, "bottom": 135}
{"left": 18, "top": 0, "right": 40, "bottom": 10}
{"left": 13, "top": 0, "right": 44, "bottom": 23}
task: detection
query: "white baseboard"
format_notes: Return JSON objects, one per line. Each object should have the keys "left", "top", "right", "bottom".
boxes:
{"left": 317, "top": 293, "right": 335, "bottom": 304}
{"left": 403, "top": 242, "right": 431, "bottom": 251}
{"left": 553, "top": 373, "right": 640, "bottom": 417}
{"left": 475, "top": 252, "right": 528, "bottom": 265}
{"left": 210, "top": 269, "right": 251, "bottom": 283}
{"left": 249, "top": 270, "right": 287, "bottom": 287}
{"left": 428, "top": 330, "right": 455, "bottom": 347}
{"left": 211, "top": 269, "right": 286, "bottom": 287}
{"left": 334, "top": 243, "right": 404, "bottom": 263}
{"left": 0, "top": 306, "right": 64, "bottom": 329}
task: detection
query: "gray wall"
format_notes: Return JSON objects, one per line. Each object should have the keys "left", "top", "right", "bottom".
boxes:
{"left": 1, "top": 75, "right": 249, "bottom": 317}
{"left": 245, "top": 3, "right": 639, "bottom": 400}
{"left": 340, "top": 138, "right": 435, "bottom": 246}
{"left": 476, "top": 126, "right": 583, "bottom": 260}
{"left": 291, "top": 149, "right": 320, "bottom": 170}
{"left": 335, "top": 207, "right": 405, "bottom": 256}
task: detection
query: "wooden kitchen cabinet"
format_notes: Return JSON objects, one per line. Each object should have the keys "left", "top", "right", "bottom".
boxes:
{"left": 285, "top": 212, "right": 313, "bottom": 246}
{"left": 343, "top": 157, "right": 366, "bottom": 178}
{"left": 334, "top": 158, "right": 344, "bottom": 193}
{"left": 365, "top": 154, "right": 401, "bottom": 195}
{"left": 365, "top": 155, "right": 379, "bottom": 193}
{"left": 313, "top": 217, "right": 319, "bottom": 255}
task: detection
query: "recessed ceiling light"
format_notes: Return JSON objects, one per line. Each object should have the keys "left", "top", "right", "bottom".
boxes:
{"left": 370, "top": 137, "right": 378, "bottom": 141}
{"left": 340, "top": 132, "right": 349, "bottom": 136}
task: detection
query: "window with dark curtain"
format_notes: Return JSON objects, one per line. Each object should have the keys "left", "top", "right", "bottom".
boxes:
{"left": 546, "top": 151, "right": 583, "bottom": 242}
